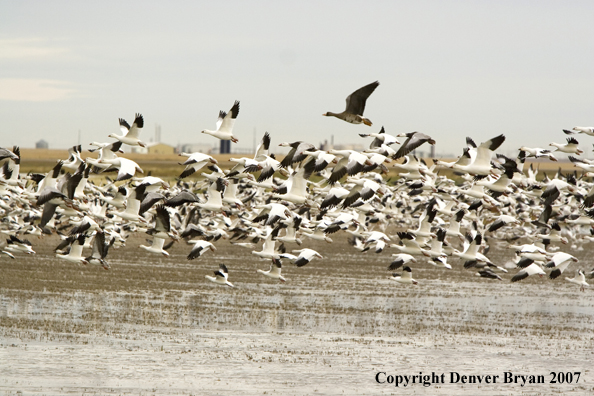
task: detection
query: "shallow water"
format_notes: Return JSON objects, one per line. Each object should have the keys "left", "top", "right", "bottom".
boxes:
{"left": 1, "top": 235, "right": 593, "bottom": 395}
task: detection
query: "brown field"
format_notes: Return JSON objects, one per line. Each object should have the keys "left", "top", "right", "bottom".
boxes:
{"left": 1, "top": 234, "right": 593, "bottom": 395}
{"left": 18, "top": 148, "right": 579, "bottom": 179}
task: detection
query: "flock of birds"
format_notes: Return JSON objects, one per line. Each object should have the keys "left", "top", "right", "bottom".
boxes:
{"left": 1, "top": 81, "right": 594, "bottom": 292}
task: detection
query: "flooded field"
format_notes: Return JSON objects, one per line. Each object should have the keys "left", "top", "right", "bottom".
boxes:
{"left": 1, "top": 235, "right": 593, "bottom": 395}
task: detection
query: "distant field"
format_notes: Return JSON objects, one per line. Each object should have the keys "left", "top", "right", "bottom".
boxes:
{"left": 17, "top": 148, "right": 579, "bottom": 179}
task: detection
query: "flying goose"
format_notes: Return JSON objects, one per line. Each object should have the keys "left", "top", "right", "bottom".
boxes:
{"left": 257, "top": 258, "right": 286, "bottom": 282}
{"left": 85, "top": 231, "right": 112, "bottom": 270}
{"left": 323, "top": 81, "right": 379, "bottom": 126}
{"left": 549, "top": 137, "right": 583, "bottom": 155}
{"left": 108, "top": 113, "right": 146, "bottom": 147}
{"left": 394, "top": 132, "right": 436, "bottom": 160}
{"left": 202, "top": 100, "right": 240, "bottom": 143}
{"left": 391, "top": 266, "right": 418, "bottom": 285}
{"left": 280, "top": 248, "right": 323, "bottom": 267}
{"left": 206, "top": 264, "right": 234, "bottom": 287}
{"left": 565, "top": 270, "right": 588, "bottom": 292}
{"left": 511, "top": 262, "right": 546, "bottom": 282}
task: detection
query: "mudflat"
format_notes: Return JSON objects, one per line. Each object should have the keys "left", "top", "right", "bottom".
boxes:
{"left": 1, "top": 235, "right": 592, "bottom": 395}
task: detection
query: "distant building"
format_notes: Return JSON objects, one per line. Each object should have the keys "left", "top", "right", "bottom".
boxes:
{"left": 333, "top": 143, "right": 364, "bottom": 151}
{"left": 220, "top": 140, "right": 231, "bottom": 154}
{"left": 147, "top": 142, "right": 175, "bottom": 155}
{"left": 36, "top": 139, "right": 48, "bottom": 149}
{"left": 130, "top": 142, "right": 175, "bottom": 155}
{"left": 180, "top": 143, "right": 214, "bottom": 154}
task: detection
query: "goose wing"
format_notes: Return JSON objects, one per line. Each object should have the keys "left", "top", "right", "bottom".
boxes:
{"left": 345, "top": 81, "right": 379, "bottom": 115}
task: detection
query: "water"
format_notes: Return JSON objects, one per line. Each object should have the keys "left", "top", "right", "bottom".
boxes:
{"left": 1, "top": 235, "right": 593, "bottom": 394}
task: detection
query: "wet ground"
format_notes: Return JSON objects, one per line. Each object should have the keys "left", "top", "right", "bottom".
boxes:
{"left": 1, "top": 235, "right": 593, "bottom": 395}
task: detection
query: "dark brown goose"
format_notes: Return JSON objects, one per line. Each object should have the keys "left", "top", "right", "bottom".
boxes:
{"left": 323, "top": 81, "right": 379, "bottom": 126}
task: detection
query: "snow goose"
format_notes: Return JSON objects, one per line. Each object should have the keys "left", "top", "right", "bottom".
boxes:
{"left": 320, "top": 184, "right": 350, "bottom": 209}
{"left": 252, "top": 203, "right": 292, "bottom": 227}
{"left": 255, "top": 154, "right": 284, "bottom": 182}
{"left": 535, "top": 222, "right": 568, "bottom": 245}
{"left": 564, "top": 126, "right": 594, "bottom": 136}
{"left": 253, "top": 131, "right": 271, "bottom": 161}
{"left": 281, "top": 248, "right": 323, "bottom": 267}
{"left": 546, "top": 252, "right": 578, "bottom": 279}
{"left": 62, "top": 145, "right": 83, "bottom": 171}
{"left": 421, "top": 228, "right": 447, "bottom": 259}
{"left": 487, "top": 214, "right": 521, "bottom": 232}
{"left": 279, "top": 141, "right": 316, "bottom": 168}
{"left": 568, "top": 156, "right": 594, "bottom": 172}
{"left": 363, "top": 231, "right": 391, "bottom": 253}
{"left": 206, "top": 264, "right": 234, "bottom": 287}
{"left": 453, "top": 233, "right": 500, "bottom": 270}
{"left": 387, "top": 254, "right": 417, "bottom": 271}
{"left": 108, "top": 113, "right": 146, "bottom": 147}
{"left": 323, "top": 81, "right": 379, "bottom": 126}
{"left": 201, "top": 101, "right": 240, "bottom": 143}
{"left": 519, "top": 146, "right": 557, "bottom": 161}
{"left": 99, "top": 157, "right": 144, "bottom": 182}
{"left": 446, "top": 209, "right": 466, "bottom": 241}
{"left": 178, "top": 152, "right": 218, "bottom": 178}
{"left": 341, "top": 177, "right": 383, "bottom": 208}
{"left": 511, "top": 262, "right": 546, "bottom": 282}
{"left": 449, "top": 134, "right": 505, "bottom": 177}
{"left": 549, "top": 137, "right": 583, "bottom": 155}
{"left": 360, "top": 126, "right": 400, "bottom": 148}
{"left": 187, "top": 240, "right": 216, "bottom": 260}
{"left": 197, "top": 178, "right": 228, "bottom": 212}
{"left": 274, "top": 167, "right": 310, "bottom": 205}
{"left": 69, "top": 215, "right": 101, "bottom": 235}
{"left": 112, "top": 185, "right": 146, "bottom": 224}
{"left": 392, "top": 155, "right": 428, "bottom": 180}
{"left": 394, "top": 132, "right": 436, "bottom": 159}
{"left": 99, "top": 186, "right": 127, "bottom": 209}
{"left": 87, "top": 141, "right": 124, "bottom": 171}
{"left": 391, "top": 266, "right": 418, "bottom": 285}
{"left": 56, "top": 234, "right": 87, "bottom": 264}
{"left": 5, "top": 235, "right": 35, "bottom": 255}
{"left": 0, "top": 147, "right": 20, "bottom": 163}
{"left": 430, "top": 256, "right": 452, "bottom": 269}
{"left": 140, "top": 236, "right": 173, "bottom": 257}
{"left": 274, "top": 216, "right": 303, "bottom": 245}
{"left": 257, "top": 258, "right": 286, "bottom": 282}
{"left": 565, "top": 270, "right": 588, "bottom": 292}
{"left": 252, "top": 229, "right": 283, "bottom": 260}
{"left": 476, "top": 269, "right": 502, "bottom": 280}
{"left": 391, "top": 232, "right": 425, "bottom": 256}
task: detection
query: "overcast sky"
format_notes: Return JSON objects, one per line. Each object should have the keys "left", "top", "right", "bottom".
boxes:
{"left": 1, "top": 1, "right": 593, "bottom": 157}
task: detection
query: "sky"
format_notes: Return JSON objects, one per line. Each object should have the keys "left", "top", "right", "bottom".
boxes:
{"left": 1, "top": 1, "right": 593, "bottom": 158}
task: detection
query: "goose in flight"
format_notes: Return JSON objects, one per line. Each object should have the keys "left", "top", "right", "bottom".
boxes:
{"left": 394, "top": 132, "right": 436, "bottom": 160}
{"left": 564, "top": 126, "right": 594, "bottom": 136}
{"left": 565, "top": 270, "right": 588, "bottom": 292}
{"left": 391, "top": 266, "right": 419, "bottom": 285}
{"left": 447, "top": 134, "right": 506, "bottom": 177}
{"left": 178, "top": 152, "right": 218, "bottom": 179}
{"left": 511, "top": 262, "right": 545, "bottom": 282}
{"left": 257, "top": 258, "right": 286, "bottom": 282}
{"left": 206, "top": 264, "right": 234, "bottom": 287}
{"left": 549, "top": 137, "right": 583, "bottom": 155}
{"left": 108, "top": 113, "right": 146, "bottom": 147}
{"left": 202, "top": 100, "right": 240, "bottom": 143}
{"left": 280, "top": 248, "right": 323, "bottom": 267}
{"left": 85, "top": 231, "right": 112, "bottom": 270}
{"left": 323, "top": 81, "right": 379, "bottom": 126}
